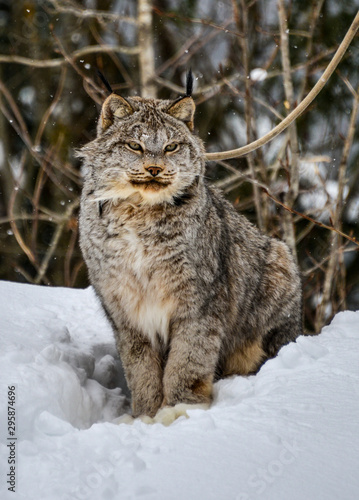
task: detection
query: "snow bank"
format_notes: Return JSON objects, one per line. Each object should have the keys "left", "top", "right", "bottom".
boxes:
{"left": 0, "top": 281, "right": 358, "bottom": 500}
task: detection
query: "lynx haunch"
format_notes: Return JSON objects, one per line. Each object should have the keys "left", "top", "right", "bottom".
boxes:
{"left": 78, "top": 77, "right": 302, "bottom": 421}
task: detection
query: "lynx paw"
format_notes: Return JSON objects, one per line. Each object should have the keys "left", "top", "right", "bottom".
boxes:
{"left": 116, "top": 413, "right": 154, "bottom": 425}
{"left": 116, "top": 403, "right": 209, "bottom": 426}
{"left": 153, "top": 403, "right": 210, "bottom": 426}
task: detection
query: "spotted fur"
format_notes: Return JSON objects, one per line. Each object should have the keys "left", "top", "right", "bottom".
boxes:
{"left": 78, "top": 93, "right": 302, "bottom": 418}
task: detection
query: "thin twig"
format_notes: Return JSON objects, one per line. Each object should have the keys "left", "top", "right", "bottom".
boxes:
{"left": 263, "top": 188, "right": 359, "bottom": 247}
{"left": 277, "top": 0, "right": 299, "bottom": 261}
{"left": 34, "top": 200, "right": 80, "bottom": 284}
{"left": 236, "top": 0, "right": 264, "bottom": 230}
{"left": 315, "top": 82, "right": 359, "bottom": 328}
{"left": 153, "top": 7, "right": 243, "bottom": 38}
{"left": 8, "top": 155, "right": 37, "bottom": 267}
{"left": 0, "top": 44, "right": 140, "bottom": 67}
{"left": 297, "top": 0, "right": 325, "bottom": 103}
{"left": 47, "top": 0, "right": 138, "bottom": 24}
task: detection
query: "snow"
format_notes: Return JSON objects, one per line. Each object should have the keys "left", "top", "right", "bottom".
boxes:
{"left": 18, "top": 87, "right": 36, "bottom": 107}
{"left": 249, "top": 68, "right": 268, "bottom": 82}
{"left": 1, "top": 280, "right": 359, "bottom": 500}
{"left": 347, "top": 195, "right": 359, "bottom": 224}
{"left": 300, "top": 179, "right": 349, "bottom": 222}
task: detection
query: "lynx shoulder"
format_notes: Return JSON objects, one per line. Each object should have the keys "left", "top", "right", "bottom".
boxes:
{"left": 78, "top": 81, "right": 302, "bottom": 420}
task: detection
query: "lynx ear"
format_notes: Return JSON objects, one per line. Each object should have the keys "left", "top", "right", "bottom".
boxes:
{"left": 97, "top": 94, "right": 134, "bottom": 135}
{"left": 167, "top": 96, "right": 195, "bottom": 131}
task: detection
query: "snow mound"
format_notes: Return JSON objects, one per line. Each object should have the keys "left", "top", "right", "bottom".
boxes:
{"left": 0, "top": 281, "right": 358, "bottom": 500}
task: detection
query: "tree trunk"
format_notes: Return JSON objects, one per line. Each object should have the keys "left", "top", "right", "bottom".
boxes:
{"left": 138, "top": 0, "right": 156, "bottom": 98}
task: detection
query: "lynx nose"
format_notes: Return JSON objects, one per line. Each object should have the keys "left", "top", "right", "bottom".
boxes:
{"left": 145, "top": 165, "right": 163, "bottom": 177}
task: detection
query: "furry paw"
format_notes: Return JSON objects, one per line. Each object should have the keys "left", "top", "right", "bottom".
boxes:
{"left": 153, "top": 403, "right": 210, "bottom": 426}
{"left": 116, "top": 413, "right": 154, "bottom": 425}
{"left": 116, "top": 413, "right": 135, "bottom": 425}
{"left": 116, "top": 403, "right": 209, "bottom": 426}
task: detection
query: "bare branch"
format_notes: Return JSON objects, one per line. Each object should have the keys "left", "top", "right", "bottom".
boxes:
{"left": 34, "top": 200, "right": 80, "bottom": 285}
{"left": 8, "top": 155, "right": 37, "bottom": 267}
{"left": 47, "top": 0, "right": 138, "bottom": 24}
{"left": 263, "top": 188, "right": 359, "bottom": 248}
{"left": 234, "top": 0, "right": 264, "bottom": 230}
{"left": 297, "top": 0, "right": 325, "bottom": 102}
{"left": 138, "top": 0, "right": 157, "bottom": 98}
{"left": 0, "top": 44, "right": 140, "bottom": 68}
{"left": 205, "top": 10, "right": 359, "bottom": 161}
{"left": 152, "top": 7, "right": 243, "bottom": 38}
{"left": 315, "top": 82, "right": 359, "bottom": 329}
{"left": 277, "top": 0, "right": 299, "bottom": 261}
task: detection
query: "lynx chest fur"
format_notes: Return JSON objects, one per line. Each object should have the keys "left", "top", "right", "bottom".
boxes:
{"left": 78, "top": 81, "right": 302, "bottom": 420}
{"left": 88, "top": 201, "right": 191, "bottom": 349}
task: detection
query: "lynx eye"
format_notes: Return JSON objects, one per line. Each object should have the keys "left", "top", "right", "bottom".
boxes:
{"left": 164, "top": 143, "right": 178, "bottom": 153}
{"left": 127, "top": 141, "right": 143, "bottom": 152}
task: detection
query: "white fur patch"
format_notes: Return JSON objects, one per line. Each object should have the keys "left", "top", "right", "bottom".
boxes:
{"left": 131, "top": 298, "right": 173, "bottom": 348}
{"left": 135, "top": 183, "right": 180, "bottom": 206}
{"left": 120, "top": 227, "right": 176, "bottom": 348}
{"left": 95, "top": 179, "right": 180, "bottom": 207}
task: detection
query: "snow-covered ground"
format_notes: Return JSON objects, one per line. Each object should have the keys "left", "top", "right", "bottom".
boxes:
{"left": 0, "top": 280, "right": 358, "bottom": 500}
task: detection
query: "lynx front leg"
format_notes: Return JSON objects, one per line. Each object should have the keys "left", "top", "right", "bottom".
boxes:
{"left": 162, "top": 318, "right": 222, "bottom": 408}
{"left": 118, "top": 330, "right": 163, "bottom": 418}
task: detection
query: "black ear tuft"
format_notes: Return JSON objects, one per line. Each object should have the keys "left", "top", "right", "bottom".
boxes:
{"left": 97, "top": 69, "right": 113, "bottom": 95}
{"left": 186, "top": 69, "right": 193, "bottom": 97}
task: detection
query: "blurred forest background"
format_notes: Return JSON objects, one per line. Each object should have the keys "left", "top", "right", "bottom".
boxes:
{"left": 0, "top": 0, "right": 358, "bottom": 333}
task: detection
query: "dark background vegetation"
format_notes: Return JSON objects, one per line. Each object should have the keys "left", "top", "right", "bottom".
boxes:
{"left": 0, "top": 0, "right": 358, "bottom": 332}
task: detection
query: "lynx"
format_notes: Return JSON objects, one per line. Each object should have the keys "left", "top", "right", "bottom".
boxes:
{"left": 78, "top": 75, "right": 302, "bottom": 424}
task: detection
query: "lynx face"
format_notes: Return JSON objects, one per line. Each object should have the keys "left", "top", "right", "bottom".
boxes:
{"left": 79, "top": 95, "right": 205, "bottom": 206}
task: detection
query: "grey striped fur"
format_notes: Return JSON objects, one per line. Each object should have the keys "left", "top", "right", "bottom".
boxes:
{"left": 78, "top": 94, "right": 302, "bottom": 418}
